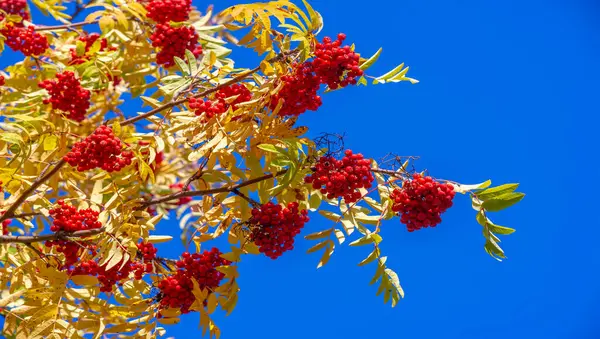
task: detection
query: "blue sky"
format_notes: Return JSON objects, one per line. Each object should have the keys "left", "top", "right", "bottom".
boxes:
{"left": 2, "top": 0, "right": 599, "bottom": 338}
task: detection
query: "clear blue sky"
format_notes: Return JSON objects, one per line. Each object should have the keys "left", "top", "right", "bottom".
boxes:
{"left": 2, "top": 0, "right": 599, "bottom": 338}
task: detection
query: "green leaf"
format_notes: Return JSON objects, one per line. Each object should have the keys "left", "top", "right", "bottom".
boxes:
{"left": 173, "top": 56, "right": 190, "bottom": 76}
{"left": 349, "top": 234, "right": 381, "bottom": 247}
{"left": 482, "top": 192, "right": 525, "bottom": 212}
{"left": 185, "top": 49, "right": 198, "bottom": 75}
{"left": 452, "top": 180, "right": 492, "bottom": 194}
{"left": 360, "top": 47, "right": 382, "bottom": 71}
{"left": 488, "top": 223, "right": 516, "bottom": 235}
{"left": 257, "top": 144, "right": 281, "bottom": 154}
{"left": 477, "top": 183, "right": 519, "bottom": 201}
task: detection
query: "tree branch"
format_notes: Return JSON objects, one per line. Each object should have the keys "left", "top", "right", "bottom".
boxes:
{"left": 34, "top": 20, "right": 99, "bottom": 32}
{"left": 120, "top": 49, "right": 296, "bottom": 127}
{"left": 0, "top": 159, "right": 67, "bottom": 224}
{"left": 138, "top": 170, "right": 287, "bottom": 209}
{"left": 0, "top": 227, "right": 104, "bottom": 244}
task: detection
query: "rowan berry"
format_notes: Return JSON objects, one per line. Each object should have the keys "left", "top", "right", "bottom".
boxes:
{"left": 0, "top": 211, "right": 10, "bottom": 235}
{"left": 189, "top": 83, "right": 252, "bottom": 122}
{"left": 150, "top": 24, "right": 202, "bottom": 67}
{"left": 158, "top": 248, "right": 230, "bottom": 313}
{"left": 312, "top": 33, "right": 363, "bottom": 89}
{"left": 69, "top": 33, "right": 111, "bottom": 65}
{"left": 1, "top": 25, "right": 48, "bottom": 56}
{"left": 146, "top": 0, "right": 191, "bottom": 24}
{"left": 390, "top": 173, "right": 456, "bottom": 232}
{"left": 38, "top": 71, "right": 91, "bottom": 122}
{"left": 48, "top": 200, "right": 102, "bottom": 232}
{"left": 249, "top": 201, "right": 309, "bottom": 259}
{"left": 305, "top": 149, "right": 373, "bottom": 203}
{"left": 269, "top": 62, "right": 322, "bottom": 117}
{"left": 0, "top": 0, "right": 29, "bottom": 22}
{"left": 0, "top": 75, "right": 5, "bottom": 86}
{"left": 63, "top": 125, "right": 134, "bottom": 172}
{"left": 168, "top": 182, "right": 192, "bottom": 206}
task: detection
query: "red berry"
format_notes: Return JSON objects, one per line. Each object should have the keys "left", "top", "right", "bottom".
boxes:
{"left": 38, "top": 71, "right": 90, "bottom": 122}
{"left": 145, "top": 0, "right": 191, "bottom": 24}
{"left": 269, "top": 62, "right": 321, "bottom": 117}
{"left": 69, "top": 33, "right": 112, "bottom": 65}
{"left": 249, "top": 202, "right": 309, "bottom": 259}
{"left": 189, "top": 83, "right": 252, "bottom": 122}
{"left": 1, "top": 25, "right": 48, "bottom": 56}
{"left": 390, "top": 174, "right": 455, "bottom": 231}
{"left": 63, "top": 125, "right": 134, "bottom": 172}
{"left": 150, "top": 24, "right": 202, "bottom": 67}
{"left": 304, "top": 149, "right": 373, "bottom": 203}
{"left": 0, "top": 0, "right": 29, "bottom": 22}
{"left": 0, "top": 75, "right": 5, "bottom": 87}
{"left": 312, "top": 33, "right": 363, "bottom": 89}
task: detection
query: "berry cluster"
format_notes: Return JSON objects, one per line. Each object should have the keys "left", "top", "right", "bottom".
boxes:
{"left": 269, "top": 62, "right": 322, "bottom": 117}
{"left": 150, "top": 24, "right": 202, "bottom": 67}
{"left": 69, "top": 33, "right": 111, "bottom": 65}
{"left": 63, "top": 125, "right": 134, "bottom": 172}
{"left": 48, "top": 200, "right": 102, "bottom": 232}
{"left": 269, "top": 33, "right": 362, "bottom": 116}
{"left": 0, "top": 0, "right": 29, "bottom": 22}
{"left": 189, "top": 83, "right": 252, "bottom": 122}
{"left": 390, "top": 174, "right": 456, "bottom": 232}
{"left": 146, "top": 0, "right": 191, "bottom": 24}
{"left": 46, "top": 241, "right": 96, "bottom": 270}
{"left": 305, "top": 149, "right": 373, "bottom": 203}
{"left": 249, "top": 202, "right": 309, "bottom": 259}
{"left": 159, "top": 248, "right": 230, "bottom": 313}
{"left": 1, "top": 25, "right": 48, "bottom": 56}
{"left": 38, "top": 71, "right": 91, "bottom": 122}
{"left": 0, "top": 75, "right": 5, "bottom": 86}
{"left": 312, "top": 33, "right": 363, "bottom": 89}
{"left": 0, "top": 211, "right": 10, "bottom": 235}
{"left": 168, "top": 183, "right": 192, "bottom": 206}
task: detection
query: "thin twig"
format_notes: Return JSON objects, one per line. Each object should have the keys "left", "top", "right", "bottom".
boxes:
{"left": 34, "top": 19, "right": 99, "bottom": 32}
{"left": 232, "top": 188, "right": 260, "bottom": 207}
{"left": 0, "top": 227, "right": 104, "bottom": 244}
{"left": 139, "top": 170, "right": 287, "bottom": 209}
{"left": 0, "top": 159, "right": 67, "bottom": 223}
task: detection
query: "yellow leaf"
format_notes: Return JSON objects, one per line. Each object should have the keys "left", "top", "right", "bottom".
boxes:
{"left": 43, "top": 135, "right": 58, "bottom": 151}
{"left": 146, "top": 235, "right": 173, "bottom": 243}
{"left": 71, "top": 275, "right": 99, "bottom": 286}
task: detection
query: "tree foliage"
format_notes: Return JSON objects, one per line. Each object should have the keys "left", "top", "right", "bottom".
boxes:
{"left": 0, "top": 0, "right": 524, "bottom": 337}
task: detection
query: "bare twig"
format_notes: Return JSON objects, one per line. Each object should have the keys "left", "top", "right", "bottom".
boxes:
{"left": 0, "top": 227, "right": 104, "bottom": 244}
{"left": 0, "top": 159, "right": 67, "bottom": 224}
{"left": 232, "top": 188, "right": 260, "bottom": 207}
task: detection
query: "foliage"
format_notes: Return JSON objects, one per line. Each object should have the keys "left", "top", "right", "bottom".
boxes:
{"left": 0, "top": 0, "right": 524, "bottom": 337}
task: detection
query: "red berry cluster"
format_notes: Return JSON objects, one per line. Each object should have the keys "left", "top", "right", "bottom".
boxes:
{"left": 249, "top": 202, "right": 309, "bottom": 259}
{"left": 304, "top": 149, "right": 373, "bottom": 203}
{"left": 63, "top": 125, "right": 134, "bottom": 172}
{"left": 48, "top": 200, "right": 102, "bottom": 232}
{"left": 1, "top": 25, "right": 48, "bottom": 56}
{"left": 46, "top": 241, "right": 97, "bottom": 270}
{"left": 0, "top": 75, "right": 5, "bottom": 86}
{"left": 390, "top": 174, "right": 456, "bottom": 232}
{"left": 69, "top": 33, "right": 110, "bottom": 65}
{"left": 146, "top": 0, "right": 191, "bottom": 24}
{"left": 0, "top": 0, "right": 29, "bottom": 22}
{"left": 269, "top": 62, "right": 322, "bottom": 117}
{"left": 312, "top": 33, "right": 363, "bottom": 89}
{"left": 150, "top": 24, "right": 202, "bottom": 67}
{"left": 159, "top": 248, "right": 230, "bottom": 313}
{"left": 0, "top": 211, "right": 10, "bottom": 235}
{"left": 189, "top": 83, "right": 252, "bottom": 122}
{"left": 38, "top": 71, "right": 91, "bottom": 122}
{"left": 168, "top": 182, "right": 192, "bottom": 206}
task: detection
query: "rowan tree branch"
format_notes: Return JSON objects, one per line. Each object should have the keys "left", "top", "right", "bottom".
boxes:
{"left": 120, "top": 49, "right": 296, "bottom": 126}
{"left": 34, "top": 20, "right": 100, "bottom": 31}
{"left": 0, "top": 227, "right": 104, "bottom": 244}
{"left": 138, "top": 170, "right": 287, "bottom": 209}
{"left": 0, "top": 159, "right": 67, "bottom": 224}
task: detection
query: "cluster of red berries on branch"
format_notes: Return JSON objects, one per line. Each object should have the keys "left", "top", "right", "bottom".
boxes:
{"left": 312, "top": 33, "right": 363, "bottom": 89}
{"left": 0, "top": 0, "right": 29, "bottom": 22}
{"left": 139, "top": 140, "right": 165, "bottom": 172}
{"left": 270, "top": 33, "right": 362, "bottom": 116}
{"left": 150, "top": 24, "right": 202, "bottom": 67}
{"left": 189, "top": 83, "right": 252, "bottom": 122}
{"left": 158, "top": 248, "right": 230, "bottom": 313}
{"left": 269, "top": 62, "right": 322, "bottom": 117}
{"left": 249, "top": 202, "right": 309, "bottom": 259}
{"left": 305, "top": 149, "right": 373, "bottom": 203}
{"left": 145, "top": 0, "right": 191, "bottom": 24}
{"left": 48, "top": 200, "right": 102, "bottom": 232}
{"left": 69, "top": 33, "right": 112, "bottom": 65}
{"left": 1, "top": 25, "right": 48, "bottom": 56}
{"left": 63, "top": 125, "right": 134, "bottom": 172}
{"left": 38, "top": 71, "right": 91, "bottom": 122}
{"left": 168, "top": 183, "right": 192, "bottom": 206}
{"left": 0, "top": 211, "right": 10, "bottom": 235}
{"left": 390, "top": 173, "right": 456, "bottom": 232}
